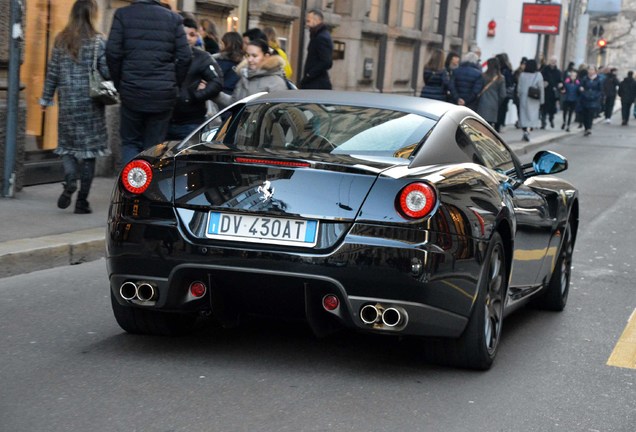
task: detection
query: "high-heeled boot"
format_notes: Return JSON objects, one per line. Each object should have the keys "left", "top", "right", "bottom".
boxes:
{"left": 74, "top": 191, "right": 92, "bottom": 214}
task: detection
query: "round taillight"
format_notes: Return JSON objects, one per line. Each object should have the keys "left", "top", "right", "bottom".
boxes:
{"left": 396, "top": 182, "right": 436, "bottom": 219}
{"left": 121, "top": 160, "right": 153, "bottom": 194}
{"left": 189, "top": 281, "right": 207, "bottom": 298}
{"left": 322, "top": 294, "right": 340, "bottom": 311}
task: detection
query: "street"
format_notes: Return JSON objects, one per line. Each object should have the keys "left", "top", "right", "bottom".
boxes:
{"left": 1, "top": 121, "right": 635, "bottom": 431}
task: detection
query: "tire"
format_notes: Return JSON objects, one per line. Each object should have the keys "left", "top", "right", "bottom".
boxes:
{"left": 443, "top": 232, "right": 507, "bottom": 370}
{"left": 537, "top": 223, "right": 573, "bottom": 311}
{"left": 110, "top": 291, "right": 197, "bottom": 336}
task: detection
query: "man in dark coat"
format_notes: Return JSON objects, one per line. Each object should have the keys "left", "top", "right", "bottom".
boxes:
{"left": 602, "top": 67, "right": 620, "bottom": 123}
{"left": 448, "top": 52, "right": 484, "bottom": 111}
{"left": 299, "top": 9, "right": 333, "bottom": 90}
{"left": 106, "top": 0, "right": 192, "bottom": 165}
{"left": 540, "top": 56, "right": 563, "bottom": 129}
{"left": 618, "top": 70, "right": 636, "bottom": 125}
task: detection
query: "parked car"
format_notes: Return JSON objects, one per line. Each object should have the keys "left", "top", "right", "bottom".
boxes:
{"left": 106, "top": 91, "right": 578, "bottom": 369}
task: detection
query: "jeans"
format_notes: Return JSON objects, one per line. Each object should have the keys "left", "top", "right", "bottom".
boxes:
{"left": 621, "top": 101, "right": 633, "bottom": 124}
{"left": 604, "top": 95, "right": 616, "bottom": 119}
{"left": 120, "top": 105, "right": 173, "bottom": 166}
{"left": 61, "top": 154, "right": 95, "bottom": 200}
{"left": 166, "top": 122, "right": 200, "bottom": 141}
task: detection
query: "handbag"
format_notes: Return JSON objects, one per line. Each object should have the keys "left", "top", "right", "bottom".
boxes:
{"left": 527, "top": 85, "right": 540, "bottom": 100}
{"left": 89, "top": 38, "right": 119, "bottom": 105}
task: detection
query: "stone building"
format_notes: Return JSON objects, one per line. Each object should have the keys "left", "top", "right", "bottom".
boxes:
{"left": 587, "top": 0, "right": 636, "bottom": 71}
{"left": 1, "top": 0, "right": 479, "bottom": 184}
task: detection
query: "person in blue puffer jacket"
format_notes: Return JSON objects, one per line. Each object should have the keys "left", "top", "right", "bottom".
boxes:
{"left": 420, "top": 48, "right": 450, "bottom": 102}
{"left": 560, "top": 70, "right": 580, "bottom": 132}
{"left": 448, "top": 51, "right": 484, "bottom": 111}
{"left": 579, "top": 66, "right": 603, "bottom": 136}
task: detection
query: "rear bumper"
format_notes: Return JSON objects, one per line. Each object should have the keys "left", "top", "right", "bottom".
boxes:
{"left": 107, "top": 212, "right": 484, "bottom": 338}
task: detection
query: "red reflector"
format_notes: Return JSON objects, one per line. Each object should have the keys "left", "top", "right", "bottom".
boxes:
{"left": 322, "top": 294, "right": 340, "bottom": 311}
{"left": 235, "top": 157, "right": 310, "bottom": 168}
{"left": 396, "top": 182, "right": 437, "bottom": 219}
{"left": 189, "top": 281, "right": 207, "bottom": 298}
{"left": 121, "top": 160, "right": 153, "bottom": 194}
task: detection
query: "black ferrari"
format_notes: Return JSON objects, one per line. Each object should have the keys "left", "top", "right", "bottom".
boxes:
{"left": 106, "top": 91, "right": 578, "bottom": 369}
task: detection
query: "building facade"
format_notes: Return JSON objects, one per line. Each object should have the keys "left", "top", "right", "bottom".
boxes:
{"left": 1, "top": 0, "right": 480, "bottom": 184}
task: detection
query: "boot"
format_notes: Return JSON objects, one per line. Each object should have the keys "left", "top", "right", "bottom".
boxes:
{"left": 74, "top": 198, "right": 92, "bottom": 214}
{"left": 57, "top": 176, "right": 77, "bottom": 209}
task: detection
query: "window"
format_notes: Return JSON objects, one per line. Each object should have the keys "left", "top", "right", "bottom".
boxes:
{"left": 401, "top": 0, "right": 421, "bottom": 29}
{"left": 457, "top": 119, "right": 515, "bottom": 173}
{"left": 369, "top": 0, "right": 388, "bottom": 24}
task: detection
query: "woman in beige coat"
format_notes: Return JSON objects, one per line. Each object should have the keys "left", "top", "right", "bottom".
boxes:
{"left": 216, "top": 38, "right": 289, "bottom": 108}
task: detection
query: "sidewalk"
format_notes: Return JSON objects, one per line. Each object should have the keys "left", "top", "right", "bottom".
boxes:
{"left": 0, "top": 114, "right": 615, "bottom": 278}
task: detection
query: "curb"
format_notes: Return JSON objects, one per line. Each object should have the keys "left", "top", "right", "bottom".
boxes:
{"left": 0, "top": 228, "right": 105, "bottom": 278}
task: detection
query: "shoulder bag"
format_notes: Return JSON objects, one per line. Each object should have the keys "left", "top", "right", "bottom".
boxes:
{"left": 89, "top": 38, "right": 119, "bottom": 105}
{"left": 527, "top": 73, "right": 541, "bottom": 99}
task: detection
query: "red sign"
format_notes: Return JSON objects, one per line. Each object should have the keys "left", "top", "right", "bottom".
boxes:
{"left": 521, "top": 3, "right": 562, "bottom": 35}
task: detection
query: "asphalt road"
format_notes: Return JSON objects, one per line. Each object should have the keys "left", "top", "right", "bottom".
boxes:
{"left": 1, "top": 121, "right": 635, "bottom": 432}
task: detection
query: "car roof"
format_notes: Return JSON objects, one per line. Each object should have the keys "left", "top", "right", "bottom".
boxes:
{"left": 249, "top": 91, "right": 457, "bottom": 121}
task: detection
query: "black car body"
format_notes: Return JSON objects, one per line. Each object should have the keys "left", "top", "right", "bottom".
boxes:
{"left": 106, "top": 91, "right": 578, "bottom": 369}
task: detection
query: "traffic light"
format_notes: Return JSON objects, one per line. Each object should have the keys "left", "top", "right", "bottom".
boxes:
{"left": 597, "top": 38, "right": 607, "bottom": 54}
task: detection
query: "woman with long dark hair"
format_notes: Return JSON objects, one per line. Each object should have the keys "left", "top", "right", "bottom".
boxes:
{"left": 39, "top": 0, "right": 110, "bottom": 214}
{"left": 420, "top": 48, "right": 450, "bottom": 101}
{"left": 477, "top": 57, "right": 506, "bottom": 129}
{"left": 213, "top": 32, "right": 245, "bottom": 95}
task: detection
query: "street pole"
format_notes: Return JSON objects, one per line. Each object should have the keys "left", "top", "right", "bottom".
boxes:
{"left": 3, "top": 0, "right": 23, "bottom": 198}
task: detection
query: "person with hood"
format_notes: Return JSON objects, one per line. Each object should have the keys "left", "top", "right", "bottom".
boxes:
{"left": 448, "top": 51, "right": 484, "bottom": 111}
{"left": 299, "top": 9, "right": 333, "bottom": 89}
{"left": 618, "top": 70, "right": 636, "bottom": 125}
{"left": 215, "top": 38, "right": 289, "bottom": 108}
{"left": 106, "top": 0, "right": 192, "bottom": 165}
{"left": 517, "top": 59, "right": 544, "bottom": 142}
{"left": 166, "top": 17, "right": 223, "bottom": 140}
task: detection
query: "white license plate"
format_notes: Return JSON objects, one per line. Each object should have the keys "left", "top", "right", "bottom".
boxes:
{"left": 206, "top": 212, "right": 318, "bottom": 247}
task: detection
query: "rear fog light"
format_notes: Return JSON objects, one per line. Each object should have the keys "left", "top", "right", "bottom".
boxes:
{"left": 189, "top": 281, "right": 207, "bottom": 298}
{"left": 322, "top": 294, "right": 340, "bottom": 311}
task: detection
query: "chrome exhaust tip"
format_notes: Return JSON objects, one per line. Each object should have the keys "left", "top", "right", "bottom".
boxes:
{"left": 360, "top": 304, "right": 380, "bottom": 325}
{"left": 120, "top": 282, "right": 138, "bottom": 301}
{"left": 136, "top": 282, "right": 156, "bottom": 302}
{"left": 381, "top": 307, "right": 403, "bottom": 327}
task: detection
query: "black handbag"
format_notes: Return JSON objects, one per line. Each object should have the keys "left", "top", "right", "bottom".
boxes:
{"left": 527, "top": 85, "right": 541, "bottom": 100}
{"left": 89, "top": 38, "right": 119, "bottom": 105}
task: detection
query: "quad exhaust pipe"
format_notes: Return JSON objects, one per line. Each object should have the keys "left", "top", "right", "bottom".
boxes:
{"left": 119, "top": 281, "right": 157, "bottom": 302}
{"left": 360, "top": 304, "right": 406, "bottom": 328}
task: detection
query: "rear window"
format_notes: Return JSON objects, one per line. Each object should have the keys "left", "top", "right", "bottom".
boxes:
{"left": 202, "top": 102, "right": 435, "bottom": 160}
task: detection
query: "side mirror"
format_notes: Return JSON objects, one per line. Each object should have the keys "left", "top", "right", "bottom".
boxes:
{"left": 532, "top": 150, "right": 568, "bottom": 175}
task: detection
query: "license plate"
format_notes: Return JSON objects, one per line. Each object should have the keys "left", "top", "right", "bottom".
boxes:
{"left": 206, "top": 212, "right": 318, "bottom": 247}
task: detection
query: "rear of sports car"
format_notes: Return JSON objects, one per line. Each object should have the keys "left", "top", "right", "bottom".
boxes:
{"left": 106, "top": 97, "right": 487, "bottom": 345}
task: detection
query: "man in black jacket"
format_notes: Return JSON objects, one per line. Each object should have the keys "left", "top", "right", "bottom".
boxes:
{"left": 618, "top": 71, "right": 636, "bottom": 126}
{"left": 300, "top": 9, "right": 333, "bottom": 90}
{"left": 166, "top": 18, "right": 223, "bottom": 140}
{"left": 106, "top": 0, "right": 192, "bottom": 165}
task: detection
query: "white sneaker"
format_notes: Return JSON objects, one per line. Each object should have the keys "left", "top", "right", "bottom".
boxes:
{"left": 605, "top": 119, "right": 611, "bottom": 124}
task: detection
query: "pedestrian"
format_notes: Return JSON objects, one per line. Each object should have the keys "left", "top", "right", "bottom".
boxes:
{"left": 419, "top": 48, "right": 449, "bottom": 102}
{"left": 106, "top": 0, "right": 192, "bottom": 165}
{"left": 213, "top": 32, "right": 245, "bottom": 96}
{"left": 214, "top": 38, "right": 289, "bottom": 108}
{"left": 618, "top": 70, "right": 636, "bottom": 125}
{"left": 243, "top": 28, "right": 268, "bottom": 49}
{"left": 199, "top": 19, "right": 220, "bottom": 55}
{"left": 448, "top": 51, "right": 484, "bottom": 111}
{"left": 166, "top": 17, "right": 223, "bottom": 141}
{"left": 299, "top": 9, "right": 333, "bottom": 90}
{"left": 263, "top": 26, "right": 293, "bottom": 79}
{"left": 560, "top": 70, "right": 580, "bottom": 132}
{"left": 602, "top": 67, "right": 619, "bottom": 123}
{"left": 39, "top": 0, "right": 111, "bottom": 214}
{"left": 517, "top": 59, "right": 544, "bottom": 142}
{"left": 540, "top": 56, "right": 563, "bottom": 129}
{"left": 477, "top": 57, "right": 507, "bottom": 129}
{"left": 579, "top": 65, "right": 603, "bottom": 136}
{"left": 512, "top": 57, "right": 527, "bottom": 127}
{"left": 495, "top": 53, "right": 515, "bottom": 132}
